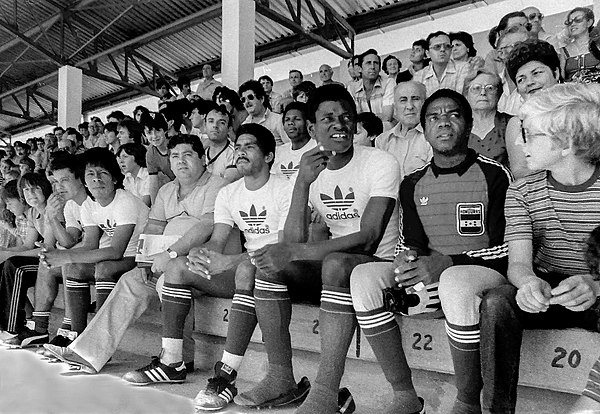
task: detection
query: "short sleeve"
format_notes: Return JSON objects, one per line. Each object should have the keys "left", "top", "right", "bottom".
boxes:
{"left": 146, "top": 149, "right": 158, "bottom": 175}
{"left": 382, "top": 78, "right": 394, "bottom": 107}
{"left": 276, "top": 180, "right": 294, "bottom": 231}
{"left": 79, "top": 201, "right": 95, "bottom": 228}
{"left": 149, "top": 185, "right": 168, "bottom": 222}
{"left": 213, "top": 186, "right": 235, "bottom": 227}
{"left": 504, "top": 182, "right": 533, "bottom": 242}
{"left": 64, "top": 201, "right": 82, "bottom": 230}
{"left": 112, "top": 191, "right": 145, "bottom": 226}
{"left": 367, "top": 151, "right": 400, "bottom": 199}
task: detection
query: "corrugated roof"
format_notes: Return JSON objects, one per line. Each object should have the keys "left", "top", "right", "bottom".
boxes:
{"left": 0, "top": 0, "right": 468, "bottom": 135}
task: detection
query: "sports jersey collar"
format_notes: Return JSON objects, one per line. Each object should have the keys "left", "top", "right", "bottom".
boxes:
{"left": 430, "top": 148, "right": 477, "bottom": 177}
{"left": 356, "top": 76, "right": 385, "bottom": 93}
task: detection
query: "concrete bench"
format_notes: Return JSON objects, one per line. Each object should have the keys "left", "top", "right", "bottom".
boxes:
{"left": 194, "top": 296, "right": 600, "bottom": 395}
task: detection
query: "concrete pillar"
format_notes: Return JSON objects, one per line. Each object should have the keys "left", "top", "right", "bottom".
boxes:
{"left": 57, "top": 65, "right": 83, "bottom": 128}
{"left": 221, "top": 0, "right": 255, "bottom": 89}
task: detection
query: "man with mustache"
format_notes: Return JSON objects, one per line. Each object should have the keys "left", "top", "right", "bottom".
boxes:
{"left": 240, "top": 80, "right": 289, "bottom": 146}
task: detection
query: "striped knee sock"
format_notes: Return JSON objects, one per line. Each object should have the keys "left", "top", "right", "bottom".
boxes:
{"left": 446, "top": 321, "right": 482, "bottom": 406}
{"left": 224, "top": 289, "right": 257, "bottom": 359}
{"left": 65, "top": 279, "right": 90, "bottom": 334}
{"left": 95, "top": 279, "right": 117, "bottom": 311}
{"left": 161, "top": 283, "right": 192, "bottom": 340}
{"left": 356, "top": 308, "right": 416, "bottom": 393}
{"left": 60, "top": 317, "right": 71, "bottom": 331}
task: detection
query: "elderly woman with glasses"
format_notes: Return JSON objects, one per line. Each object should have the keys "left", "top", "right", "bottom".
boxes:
{"left": 464, "top": 69, "right": 510, "bottom": 165}
{"left": 561, "top": 7, "right": 600, "bottom": 83}
{"left": 504, "top": 39, "right": 560, "bottom": 179}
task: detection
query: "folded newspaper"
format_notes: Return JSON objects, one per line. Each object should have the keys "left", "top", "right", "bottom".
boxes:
{"left": 136, "top": 234, "right": 181, "bottom": 264}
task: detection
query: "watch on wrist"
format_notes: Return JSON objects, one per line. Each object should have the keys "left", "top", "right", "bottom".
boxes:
{"left": 166, "top": 248, "right": 178, "bottom": 259}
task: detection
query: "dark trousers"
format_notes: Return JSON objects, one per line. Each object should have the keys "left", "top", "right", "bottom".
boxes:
{"left": 480, "top": 283, "right": 599, "bottom": 413}
{"left": 0, "top": 256, "right": 39, "bottom": 332}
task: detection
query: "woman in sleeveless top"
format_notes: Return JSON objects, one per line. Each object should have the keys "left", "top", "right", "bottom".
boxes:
{"left": 561, "top": 7, "right": 600, "bottom": 83}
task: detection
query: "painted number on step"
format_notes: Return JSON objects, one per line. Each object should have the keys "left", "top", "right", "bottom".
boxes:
{"left": 312, "top": 319, "right": 319, "bottom": 334}
{"left": 412, "top": 333, "right": 433, "bottom": 351}
{"left": 223, "top": 308, "right": 229, "bottom": 322}
{"left": 551, "top": 347, "right": 581, "bottom": 369}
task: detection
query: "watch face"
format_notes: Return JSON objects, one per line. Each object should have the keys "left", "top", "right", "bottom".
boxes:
{"left": 168, "top": 250, "right": 177, "bottom": 259}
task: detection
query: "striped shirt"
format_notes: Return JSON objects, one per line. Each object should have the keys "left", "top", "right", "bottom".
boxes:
{"left": 504, "top": 166, "right": 600, "bottom": 275}
{"left": 397, "top": 149, "right": 512, "bottom": 273}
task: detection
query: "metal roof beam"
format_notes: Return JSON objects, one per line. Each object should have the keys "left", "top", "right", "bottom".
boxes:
{"left": 0, "top": 21, "right": 63, "bottom": 65}
{"left": 255, "top": 3, "right": 351, "bottom": 59}
{"left": 0, "top": 109, "right": 55, "bottom": 126}
{"left": 81, "top": 68, "right": 159, "bottom": 97}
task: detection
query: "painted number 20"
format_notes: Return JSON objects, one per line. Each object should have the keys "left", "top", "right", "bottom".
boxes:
{"left": 551, "top": 347, "right": 581, "bottom": 369}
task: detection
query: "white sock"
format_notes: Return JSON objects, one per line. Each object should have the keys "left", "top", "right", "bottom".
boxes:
{"left": 221, "top": 351, "right": 244, "bottom": 372}
{"left": 161, "top": 338, "right": 183, "bottom": 365}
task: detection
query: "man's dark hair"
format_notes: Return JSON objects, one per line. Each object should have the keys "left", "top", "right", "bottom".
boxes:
{"left": 13, "top": 141, "right": 29, "bottom": 151}
{"left": 413, "top": 39, "right": 428, "bottom": 49}
{"left": 236, "top": 123, "right": 276, "bottom": 168}
{"left": 18, "top": 172, "right": 53, "bottom": 201}
{"left": 142, "top": 112, "right": 169, "bottom": 132}
{"left": 1, "top": 179, "right": 20, "bottom": 202}
{"left": 192, "top": 98, "right": 218, "bottom": 116}
{"left": 357, "top": 112, "right": 383, "bottom": 138}
{"left": 420, "top": 88, "right": 473, "bottom": 133}
{"left": 78, "top": 122, "right": 89, "bottom": 130}
{"left": 282, "top": 101, "right": 308, "bottom": 122}
{"left": 167, "top": 134, "right": 205, "bottom": 159}
{"left": 53, "top": 126, "right": 65, "bottom": 134}
{"left": 294, "top": 81, "right": 316, "bottom": 101}
{"left": 107, "top": 111, "right": 125, "bottom": 122}
{"left": 357, "top": 48, "right": 380, "bottom": 67}
{"left": 176, "top": 75, "right": 191, "bottom": 90}
{"left": 118, "top": 119, "right": 144, "bottom": 145}
{"left": 506, "top": 39, "right": 559, "bottom": 83}
{"left": 289, "top": 69, "right": 303, "bottom": 79}
{"left": 213, "top": 86, "right": 244, "bottom": 111}
{"left": 104, "top": 121, "right": 118, "bottom": 135}
{"left": 133, "top": 105, "right": 150, "bottom": 119}
{"left": 306, "top": 84, "right": 357, "bottom": 124}
{"left": 497, "top": 11, "right": 529, "bottom": 33}
{"left": 425, "top": 31, "right": 450, "bottom": 50}
{"left": 238, "top": 80, "right": 266, "bottom": 103}
{"left": 116, "top": 143, "right": 147, "bottom": 168}
{"left": 449, "top": 31, "right": 477, "bottom": 58}
{"left": 156, "top": 79, "right": 170, "bottom": 90}
{"left": 258, "top": 75, "right": 274, "bottom": 85}
{"left": 83, "top": 147, "right": 125, "bottom": 189}
{"left": 47, "top": 151, "right": 84, "bottom": 180}
{"left": 206, "top": 105, "right": 232, "bottom": 127}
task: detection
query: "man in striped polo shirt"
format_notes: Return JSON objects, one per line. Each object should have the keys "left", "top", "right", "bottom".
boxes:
{"left": 350, "top": 88, "right": 512, "bottom": 414}
{"left": 481, "top": 84, "right": 600, "bottom": 413}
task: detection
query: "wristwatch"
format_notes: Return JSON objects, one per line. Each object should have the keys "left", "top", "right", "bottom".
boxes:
{"left": 166, "top": 248, "right": 178, "bottom": 259}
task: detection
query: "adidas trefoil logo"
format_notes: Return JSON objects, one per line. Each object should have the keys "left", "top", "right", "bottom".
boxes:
{"left": 239, "top": 205, "right": 267, "bottom": 226}
{"left": 280, "top": 161, "right": 300, "bottom": 178}
{"left": 419, "top": 197, "right": 429, "bottom": 206}
{"left": 320, "top": 186, "right": 355, "bottom": 211}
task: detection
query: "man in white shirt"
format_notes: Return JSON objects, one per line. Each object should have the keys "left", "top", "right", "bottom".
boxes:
{"left": 204, "top": 106, "right": 242, "bottom": 183}
{"left": 196, "top": 64, "right": 223, "bottom": 101}
{"left": 240, "top": 80, "right": 289, "bottom": 146}
{"left": 413, "top": 31, "right": 470, "bottom": 97}
{"left": 375, "top": 81, "right": 432, "bottom": 179}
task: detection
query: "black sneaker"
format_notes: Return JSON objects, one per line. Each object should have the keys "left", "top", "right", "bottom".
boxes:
{"left": 0, "top": 327, "right": 48, "bottom": 348}
{"left": 194, "top": 362, "right": 238, "bottom": 411}
{"left": 122, "top": 356, "right": 187, "bottom": 386}
{"left": 37, "top": 334, "right": 74, "bottom": 357}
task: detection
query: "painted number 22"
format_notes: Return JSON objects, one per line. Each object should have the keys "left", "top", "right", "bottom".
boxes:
{"left": 412, "top": 333, "right": 433, "bottom": 351}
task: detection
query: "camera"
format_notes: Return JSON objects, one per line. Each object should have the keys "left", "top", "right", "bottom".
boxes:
{"left": 383, "top": 284, "right": 421, "bottom": 316}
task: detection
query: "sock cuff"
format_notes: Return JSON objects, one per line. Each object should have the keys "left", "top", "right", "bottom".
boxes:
{"left": 321, "top": 286, "right": 354, "bottom": 314}
{"left": 32, "top": 311, "right": 51, "bottom": 318}
{"left": 356, "top": 308, "right": 397, "bottom": 336}
{"left": 62, "top": 317, "right": 72, "bottom": 324}
{"left": 162, "top": 283, "right": 192, "bottom": 302}
{"left": 232, "top": 292, "right": 255, "bottom": 309}
{"left": 95, "top": 281, "right": 117, "bottom": 290}
{"left": 254, "top": 279, "right": 289, "bottom": 300}
{"left": 446, "top": 321, "right": 480, "bottom": 351}
{"left": 65, "top": 279, "right": 89, "bottom": 289}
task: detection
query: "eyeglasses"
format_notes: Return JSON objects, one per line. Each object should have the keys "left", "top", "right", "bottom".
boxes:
{"left": 565, "top": 16, "right": 587, "bottom": 26}
{"left": 429, "top": 43, "right": 453, "bottom": 51}
{"left": 527, "top": 13, "right": 543, "bottom": 20}
{"left": 468, "top": 84, "right": 498, "bottom": 94}
{"left": 520, "top": 124, "right": 547, "bottom": 143}
{"left": 240, "top": 94, "right": 256, "bottom": 104}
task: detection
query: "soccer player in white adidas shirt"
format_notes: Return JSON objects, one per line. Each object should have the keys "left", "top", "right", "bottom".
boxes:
{"left": 273, "top": 101, "right": 317, "bottom": 179}
{"left": 237, "top": 84, "right": 402, "bottom": 413}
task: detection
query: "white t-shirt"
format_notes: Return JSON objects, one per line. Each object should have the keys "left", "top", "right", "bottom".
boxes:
{"left": 123, "top": 167, "right": 151, "bottom": 201}
{"left": 308, "top": 146, "right": 400, "bottom": 260}
{"left": 80, "top": 189, "right": 150, "bottom": 257}
{"left": 62, "top": 197, "right": 87, "bottom": 249}
{"left": 214, "top": 174, "right": 292, "bottom": 252}
{"left": 273, "top": 140, "right": 317, "bottom": 179}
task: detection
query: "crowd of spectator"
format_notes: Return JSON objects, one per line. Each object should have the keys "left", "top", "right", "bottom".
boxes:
{"left": 2, "top": 4, "right": 600, "bottom": 414}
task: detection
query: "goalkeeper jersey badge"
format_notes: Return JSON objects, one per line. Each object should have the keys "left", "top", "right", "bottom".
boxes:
{"left": 456, "top": 202, "right": 485, "bottom": 236}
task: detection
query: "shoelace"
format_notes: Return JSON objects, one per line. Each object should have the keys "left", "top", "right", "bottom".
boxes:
{"left": 206, "top": 376, "right": 229, "bottom": 393}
